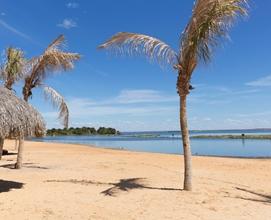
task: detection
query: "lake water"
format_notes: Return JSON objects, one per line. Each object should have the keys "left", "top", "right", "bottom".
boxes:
{"left": 32, "top": 130, "right": 271, "bottom": 158}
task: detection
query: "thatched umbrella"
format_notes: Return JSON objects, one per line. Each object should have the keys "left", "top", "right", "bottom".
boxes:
{"left": 0, "top": 87, "right": 45, "bottom": 168}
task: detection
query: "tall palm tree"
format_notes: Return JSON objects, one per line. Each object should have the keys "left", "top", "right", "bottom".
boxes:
{"left": 98, "top": 0, "right": 248, "bottom": 190}
{"left": 23, "top": 34, "right": 80, "bottom": 128}
{"left": 0, "top": 47, "right": 25, "bottom": 90}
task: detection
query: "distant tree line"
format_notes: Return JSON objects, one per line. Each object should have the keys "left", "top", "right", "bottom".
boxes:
{"left": 46, "top": 127, "right": 120, "bottom": 136}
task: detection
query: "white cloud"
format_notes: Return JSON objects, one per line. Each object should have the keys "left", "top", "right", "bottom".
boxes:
{"left": 41, "top": 89, "right": 179, "bottom": 130}
{"left": 67, "top": 97, "right": 176, "bottom": 117}
{"left": 39, "top": 87, "right": 269, "bottom": 131}
{"left": 66, "top": 2, "right": 79, "bottom": 8}
{"left": 188, "top": 84, "right": 260, "bottom": 106}
{"left": 235, "top": 111, "right": 271, "bottom": 118}
{"left": 1, "top": 12, "right": 6, "bottom": 16}
{"left": 246, "top": 75, "right": 271, "bottom": 87}
{"left": 114, "top": 89, "right": 177, "bottom": 104}
{"left": 0, "top": 19, "right": 32, "bottom": 41}
{"left": 57, "top": 19, "right": 77, "bottom": 29}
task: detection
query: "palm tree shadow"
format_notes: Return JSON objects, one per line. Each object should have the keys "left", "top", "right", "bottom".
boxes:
{"left": 0, "top": 180, "right": 24, "bottom": 193}
{"left": 0, "top": 163, "right": 49, "bottom": 170}
{"left": 235, "top": 187, "right": 271, "bottom": 204}
{"left": 46, "top": 178, "right": 181, "bottom": 197}
{"left": 101, "top": 178, "right": 181, "bottom": 196}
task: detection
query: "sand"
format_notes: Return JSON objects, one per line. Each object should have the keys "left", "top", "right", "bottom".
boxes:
{"left": 0, "top": 140, "right": 270, "bottom": 220}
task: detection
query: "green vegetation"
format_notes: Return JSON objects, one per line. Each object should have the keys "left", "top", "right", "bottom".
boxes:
{"left": 191, "top": 134, "right": 271, "bottom": 140}
{"left": 46, "top": 127, "right": 120, "bottom": 136}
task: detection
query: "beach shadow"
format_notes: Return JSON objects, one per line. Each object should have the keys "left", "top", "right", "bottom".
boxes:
{"left": 1, "top": 150, "right": 17, "bottom": 156}
{"left": 0, "top": 180, "right": 24, "bottom": 193}
{"left": 2, "top": 149, "right": 9, "bottom": 156}
{"left": 6, "top": 152, "right": 17, "bottom": 156}
{"left": 235, "top": 187, "right": 271, "bottom": 204}
{"left": 101, "top": 178, "right": 181, "bottom": 196}
{"left": 46, "top": 178, "right": 181, "bottom": 196}
{"left": 0, "top": 162, "right": 49, "bottom": 170}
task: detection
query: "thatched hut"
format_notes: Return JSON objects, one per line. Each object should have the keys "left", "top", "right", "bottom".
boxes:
{"left": 0, "top": 87, "right": 46, "bottom": 168}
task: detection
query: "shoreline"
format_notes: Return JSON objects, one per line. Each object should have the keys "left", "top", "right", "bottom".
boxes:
{"left": 27, "top": 139, "right": 271, "bottom": 160}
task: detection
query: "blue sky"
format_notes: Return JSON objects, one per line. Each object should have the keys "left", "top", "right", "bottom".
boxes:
{"left": 0, "top": 0, "right": 271, "bottom": 131}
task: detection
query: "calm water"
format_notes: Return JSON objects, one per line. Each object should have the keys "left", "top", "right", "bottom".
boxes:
{"left": 32, "top": 130, "right": 271, "bottom": 158}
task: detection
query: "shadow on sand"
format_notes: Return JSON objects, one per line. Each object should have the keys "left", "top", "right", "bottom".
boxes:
{"left": 235, "top": 187, "right": 271, "bottom": 204}
{"left": 1, "top": 149, "right": 17, "bottom": 156}
{"left": 6, "top": 152, "right": 17, "bottom": 156}
{"left": 0, "top": 180, "right": 24, "bottom": 193}
{"left": 46, "top": 178, "right": 181, "bottom": 196}
{"left": 0, "top": 162, "right": 49, "bottom": 170}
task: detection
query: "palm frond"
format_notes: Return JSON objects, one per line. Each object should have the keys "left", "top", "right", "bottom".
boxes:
{"left": 34, "top": 34, "right": 80, "bottom": 80}
{"left": 23, "top": 35, "right": 80, "bottom": 100}
{"left": 179, "top": 0, "right": 248, "bottom": 74}
{"left": 98, "top": 32, "right": 178, "bottom": 67}
{"left": 42, "top": 85, "right": 69, "bottom": 128}
{"left": 45, "top": 34, "right": 65, "bottom": 52}
{"left": 0, "top": 47, "right": 26, "bottom": 89}
{"left": 33, "top": 52, "right": 80, "bottom": 81}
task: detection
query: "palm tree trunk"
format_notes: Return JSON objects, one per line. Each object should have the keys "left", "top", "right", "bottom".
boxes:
{"left": 23, "top": 80, "right": 31, "bottom": 102}
{"left": 180, "top": 94, "right": 192, "bottom": 191}
{"left": 0, "top": 138, "right": 4, "bottom": 160}
{"left": 17, "top": 91, "right": 29, "bottom": 168}
{"left": 4, "top": 81, "right": 13, "bottom": 91}
{"left": 13, "top": 85, "right": 30, "bottom": 168}
{"left": 23, "top": 92, "right": 29, "bottom": 102}
{"left": 15, "top": 137, "right": 24, "bottom": 169}
{"left": 14, "top": 138, "right": 18, "bottom": 150}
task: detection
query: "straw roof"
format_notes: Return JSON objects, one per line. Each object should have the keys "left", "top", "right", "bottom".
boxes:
{"left": 0, "top": 87, "right": 46, "bottom": 138}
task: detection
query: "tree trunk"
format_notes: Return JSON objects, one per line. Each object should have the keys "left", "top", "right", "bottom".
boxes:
{"left": 14, "top": 138, "right": 18, "bottom": 150}
{"left": 15, "top": 137, "right": 24, "bottom": 169}
{"left": 4, "top": 81, "right": 13, "bottom": 91}
{"left": 180, "top": 95, "right": 192, "bottom": 191}
{"left": 23, "top": 92, "right": 29, "bottom": 102}
{"left": 16, "top": 92, "right": 29, "bottom": 169}
{"left": 0, "top": 138, "right": 4, "bottom": 160}
{"left": 22, "top": 82, "right": 31, "bottom": 102}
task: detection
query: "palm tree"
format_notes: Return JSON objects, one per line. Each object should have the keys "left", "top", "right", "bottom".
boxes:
{"left": 13, "top": 35, "right": 80, "bottom": 169}
{"left": 23, "top": 34, "right": 80, "bottom": 128}
{"left": 0, "top": 47, "right": 25, "bottom": 90}
{"left": 98, "top": 0, "right": 248, "bottom": 191}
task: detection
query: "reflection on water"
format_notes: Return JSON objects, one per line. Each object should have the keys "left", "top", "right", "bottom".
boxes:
{"left": 32, "top": 130, "right": 271, "bottom": 158}
{"left": 242, "top": 138, "right": 245, "bottom": 148}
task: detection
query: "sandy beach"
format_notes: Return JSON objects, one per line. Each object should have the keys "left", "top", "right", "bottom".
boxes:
{"left": 0, "top": 140, "right": 270, "bottom": 220}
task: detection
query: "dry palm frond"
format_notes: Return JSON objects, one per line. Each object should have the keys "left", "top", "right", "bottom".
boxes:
{"left": 42, "top": 85, "right": 69, "bottom": 128}
{"left": 98, "top": 32, "right": 178, "bottom": 67}
{"left": 23, "top": 34, "right": 80, "bottom": 100}
{"left": 46, "top": 34, "right": 65, "bottom": 52}
{"left": 0, "top": 87, "right": 46, "bottom": 138}
{"left": 0, "top": 47, "right": 26, "bottom": 90}
{"left": 179, "top": 0, "right": 248, "bottom": 75}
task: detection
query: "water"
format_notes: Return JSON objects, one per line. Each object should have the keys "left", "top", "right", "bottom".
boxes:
{"left": 32, "top": 129, "right": 271, "bottom": 158}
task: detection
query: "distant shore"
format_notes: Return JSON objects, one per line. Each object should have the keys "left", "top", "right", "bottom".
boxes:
{"left": 42, "top": 133, "right": 271, "bottom": 140}
{"left": 191, "top": 134, "right": 271, "bottom": 140}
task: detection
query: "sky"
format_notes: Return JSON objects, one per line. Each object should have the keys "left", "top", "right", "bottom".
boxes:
{"left": 0, "top": 0, "right": 271, "bottom": 131}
